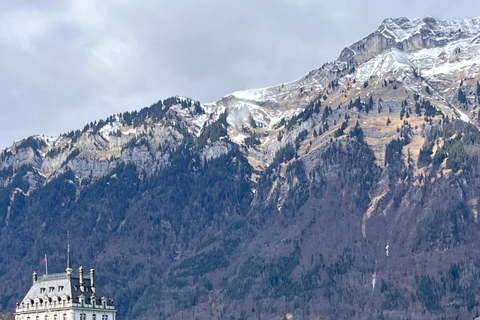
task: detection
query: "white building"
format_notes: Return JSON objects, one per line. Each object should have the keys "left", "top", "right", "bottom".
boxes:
{"left": 14, "top": 246, "right": 117, "bottom": 320}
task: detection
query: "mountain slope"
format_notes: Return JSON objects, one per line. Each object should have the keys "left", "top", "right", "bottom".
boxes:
{"left": 2, "top": 16, "right": 480, "bottom": 319}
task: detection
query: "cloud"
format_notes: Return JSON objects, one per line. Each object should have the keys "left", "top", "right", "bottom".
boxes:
{"left": 1, "top": 0, "right": 480, "bottom": 148}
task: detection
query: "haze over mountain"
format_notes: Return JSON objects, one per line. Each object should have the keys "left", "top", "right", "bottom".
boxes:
{"left": 3, "top": 16, "right": 480, "bottom": 319}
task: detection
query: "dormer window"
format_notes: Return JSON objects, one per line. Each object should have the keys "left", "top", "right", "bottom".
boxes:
{"left": 16, "top": 260, "right": 116, "bottom": 320}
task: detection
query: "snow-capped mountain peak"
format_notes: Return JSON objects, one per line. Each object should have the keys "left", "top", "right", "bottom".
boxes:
{"left": 3, "top": 16, "right": 480, "bottom": 190}
{"left": 379, "top": 16, "right": 480, "bottom": 44}
{"left": 338, "top": 16, "right": 480, "bottom": 67}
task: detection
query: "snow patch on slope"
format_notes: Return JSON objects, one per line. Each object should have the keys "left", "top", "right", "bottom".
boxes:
{"left": 99, "top": 117, "right": 122, "bottom": 141}
{"left": 36, "top": 135, "right": 60, "bottom": 147}
{"left": 355, "top": 49, "right": 411, "bottom": 83}
{"left": 230, "top": 87, "right": 276, "bottom": 102}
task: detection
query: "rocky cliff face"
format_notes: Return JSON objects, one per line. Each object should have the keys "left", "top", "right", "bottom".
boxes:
{"left": 2, "top": 16, "right": 480, "bottom": 320}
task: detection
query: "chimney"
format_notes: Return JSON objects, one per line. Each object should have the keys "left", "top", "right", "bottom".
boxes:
{"left": 32, "top": 271, "right": 37, "bottom": 285}
{"left": 90, "top": 269, "right": 95, "bottom": 288}
{"left": 79, "top": 266, "right": 84, "bottom": 286}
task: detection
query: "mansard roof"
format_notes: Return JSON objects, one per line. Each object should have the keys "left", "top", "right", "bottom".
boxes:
{"left": 21, "top": 272, "right": 112, "bottom": 306}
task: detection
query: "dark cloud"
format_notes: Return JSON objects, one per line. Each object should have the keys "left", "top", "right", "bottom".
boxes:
{"left": 1, "top": 0, "right": 480, "bottom": 148}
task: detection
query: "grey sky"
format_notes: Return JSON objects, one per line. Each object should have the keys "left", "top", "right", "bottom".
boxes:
{"left": 1, "top": 0, "right": 479, "bottom": 149}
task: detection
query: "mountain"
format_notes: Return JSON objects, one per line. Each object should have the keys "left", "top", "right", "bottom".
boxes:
{"left": 3, "top": 16, "right": 480, "bottom": 319}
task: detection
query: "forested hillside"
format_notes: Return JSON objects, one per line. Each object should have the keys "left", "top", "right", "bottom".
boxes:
{"left": 3, "top": 16, "right": 480, "bottom": 319}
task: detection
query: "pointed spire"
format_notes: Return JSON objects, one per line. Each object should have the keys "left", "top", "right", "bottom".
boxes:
{"left": 66, "top": 233, "right": 73, "bottom": 275}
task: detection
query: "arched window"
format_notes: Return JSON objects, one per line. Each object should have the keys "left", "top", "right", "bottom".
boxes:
{"left": 63, "top": 314, "right": 66, "bottom": 320}
{"left": 92, "top": 314, "right": 96, "bottom": 320}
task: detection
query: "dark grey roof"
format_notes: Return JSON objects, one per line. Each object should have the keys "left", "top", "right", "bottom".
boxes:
{"left": 22, "top": 272, "right": 111, "bottom": 306}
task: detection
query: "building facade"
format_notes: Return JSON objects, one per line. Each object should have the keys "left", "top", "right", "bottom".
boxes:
{"left": 14, "top": 247, "right": 116, "bottom": 320}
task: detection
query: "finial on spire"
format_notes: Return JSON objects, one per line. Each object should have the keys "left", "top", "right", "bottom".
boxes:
{"left": 66, "top": 232, "right": 73, "bottom": 275}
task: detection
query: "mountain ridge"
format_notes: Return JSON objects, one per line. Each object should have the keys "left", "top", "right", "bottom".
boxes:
{"left": 2, "top": 16, "right": 480, "bottom": 319}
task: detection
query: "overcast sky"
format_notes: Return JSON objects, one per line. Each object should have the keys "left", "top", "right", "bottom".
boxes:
{"left": 1, "top": 0, "right": 479, "bottom": 149}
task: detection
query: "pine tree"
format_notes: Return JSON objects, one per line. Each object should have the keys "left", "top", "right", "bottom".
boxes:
{"left": 458, "top": 88, "right": 467, "bottom": 103}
